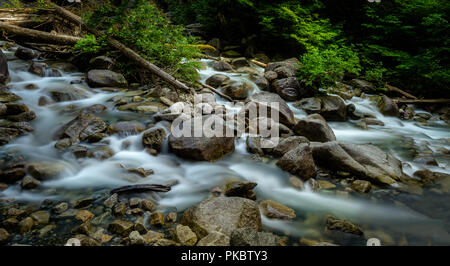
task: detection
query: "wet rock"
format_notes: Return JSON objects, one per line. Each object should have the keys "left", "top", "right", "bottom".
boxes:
{"left": 363, "top": 118, "right": 385, "bottom": 126}
{"left": 0, "top": 51, "right": 9, "bottom": 85}
{"left": 211, "top": 61, "right": 233, "bottom": 71}
{"left": 38, "top": 95, "right": 54, "bottom": 106}
{"left": 245, "top": 91, "right": 295, "bottom": 127}
{"left": 206, "top": 74, "right": 230, "bottom": 88}
{"left": 14, "top": 46, "right": 37, "bottom": 60}
{"left": 175, "top": 224, "right": 198, "bottom": 246}
{"left": 27, "top": 162, "right": 66, "bottom": 181}
{"left": 28, "top": 62, "right": 60, "bottom": 77}
{"left": 166, "top": 212, "right": 177, "bottom": 223}
{"left": 168, "top": 116, "right": 235, "bottom": 162}
{"left": 289, "top": 176, "right": 305, "bottom": 190}
{"left": 351, "top": 180, "right": 372, "bottom": 193}
{"left": 260, "top": 200, "right": 296, "bottom": 220}
{"left": 0, "top": 87, "right": 21, "bottom": 103}
{"left": 278, "top": 88, "right": 298, "bottom": 101}
{"left": 294, "top": 96, "right": 348, "bottom": 122}
{"left": 54, "top": 138, "right": 71, "bottom": 149}
{"left": 74, "top": 197, "right": 95, "bottom": 209}
{"left": 272, "top": 77, "right": 310, "bottom": 100}
{"left": 221, "top": 80, "right": 252, "bottom": 100}
{"left": 311, "top": 142, "right": 403, "bottom": 185}
{"left": 272, "top": 136, "right": 309, "bottom": 157}
{"left": 317, "top": 180, "right": 336, "bottom": 190}
{"left": 129, "top": 230, "right": 145, "bottom": 245}
{"left": 325, "top": 215, "right": 363, "bottom": 235}
{"left": 55, "top": 112, "right": 107, "bottom": 143}
{"left": 2, "top": 218, "right": 17, "bottom": 232}
{"left": 231, "top": 57, "right": 249, "bottom": 68}
{"left": 108, "top": 121, "right": 145, "bottom": 136}
{"left": 230, "top": 228, "right": 280, "bottom": 246}
{"left": 48, "top": 86, "right": 88, "bottom": 102}
{"left": 0, "top": 228, "right": 10, "bottom": 245}
{"left": 53, "top": 202, "right": 68, "bottom": 214}
{"left": 197, "top": 231, "right": 230, "bottom": 246}
{"left": 141, "top": 199, "right": 155, "bottom": 211}
{"left": 276, "top": 143, "right": 316, "bottom": 179}
{"left": 378, "top": 95, "right": 399, "bottom": 117}
{"left": 224, "top": 181, "right": 257, "bottom": 200}
{"left": 87, "top": 70, "right": 127, "bottom": 88}
{"left": 350, "top": 79, "right": 375, "bottom": 92}
{"left": 30, "top": 210, "right": 50, "bottom": 225}
{"left": 181, "top": 197, "right": 262, "bottom": 238}
{"left": 0, "top": 127, "right": 20, "bottom": 145}
{"left": 7, "top": 111, "right": 36, "bottom": 122}
{"left": 18, "top": 217, "right": 34, "bottom": 234}
{"left": 72, "top": 222, "right": 94, "bottom": 236}
{"left": 142, "top": 127, "right": 166, "bottom": 152}
{"left": 103, "top": 193, "right": 118, "bottom": 208}
{"left": 20, "top": 176, "right": 40, "bottom": 190}
{"left": 75, "top": 210, "right": 94, "bottom": 222}
{"left": 113, "top": 202, "right": 127, "bottom": 217}
{"left": 264, "top": 71, "right": 278, "bottom": 82}
{"left": 254, "top": 76, "right": 269, "bottom": 90}
{"left": 0, "top": 166, "right": 26, "bottom": 184}
{"left": 89, "top": 56, "right": 115, "bottom": 70}
{"left": 142, "top": 230, "right": 164, "bottom": 244}
{"left": 294, "top": 114, "right": 336, "bottom": 142}
{"left": 149, "top": 212, "right": 165, "bottom": 226}
{"left": 413, "top": 156, "right": 439, "bottom": 166}
{"left": 265, "top": 59, "right": 298, "bottom": 79}
{"left": 108, "top": 220, "right": 134, "bottom": 236}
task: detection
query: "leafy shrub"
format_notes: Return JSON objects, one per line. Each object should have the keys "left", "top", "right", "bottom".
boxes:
{"left": 79, "top": 0, "right": 201, "bottom": 84}
{"left": 299, "top": 45, "right": 361, "bottom": 89}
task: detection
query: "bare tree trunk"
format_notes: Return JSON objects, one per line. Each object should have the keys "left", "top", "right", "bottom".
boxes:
{"left": 394, "top": 98, "right": 450, "bottom": 104}
{"left": 52, "top": 4, "right": 193, "bottom": 93}
{"left": 386, "top": 84, "right": 417, "bottom": 99}
{"left": 0, "top": 21, "right": 81, "bottom": 44}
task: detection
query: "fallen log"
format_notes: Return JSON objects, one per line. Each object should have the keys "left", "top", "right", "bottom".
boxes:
{"left": 386, "top": 84, "right": 417, "bottom": 99}
{"left": 110, "top": 184, "right": 171, "bottom": 195}
{"left": 251, "top": 59, "right": 267, "bottom": 68}
{"left": 0, "top": 21, "right": 80, "bottom": 44}
{"left": 200, "top": 82, "right": 234, "bottom": 102}
{"left": 52, "top": 4, "right": 193, "bottom": 93}
{"left": 393, "top": 98, "right": 450, "bottom": 104}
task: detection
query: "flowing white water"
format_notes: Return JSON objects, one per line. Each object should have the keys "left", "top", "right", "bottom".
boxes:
{"left": 1, "top": 51, "right": 449, "bottom": 244}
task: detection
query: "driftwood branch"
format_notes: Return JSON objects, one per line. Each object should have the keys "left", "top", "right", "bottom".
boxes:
{"left": 251, "top": 59, "right": 267, "bottom": 68}
{"left": 111, "top": 184, "right": 171, "bottom": 195}
{"left": 200, "top": 82, "right": 234, "bottom": 102}
{"left": 0, "top": 21, "right": 81, "bottom": 44}
{"left": 394, "top": 98, "right": 450, "bottom": 104}
{"left": 385, "top": 84, "right": 417, "bottom": 99}
{"left": 52, "top": 4, "right": 193, "bottom": 93}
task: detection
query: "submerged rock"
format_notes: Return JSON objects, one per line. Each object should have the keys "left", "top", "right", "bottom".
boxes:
{"left": 260, "top": 200, "right": 296, "bottom": 220}
{"left": 181, "top": 197, "right": 262, "bottom": 238}
{"left": 325, "top": 215, "right": 363, "bottom": 236}
{"left": 351, "top": 180, "right": 372, "bottom": 193}
{"left": 27, "top": 162, "right": 66, "bottom": 181}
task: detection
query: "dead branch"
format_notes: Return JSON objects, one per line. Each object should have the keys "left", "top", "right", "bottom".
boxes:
{"left": 385, "top": 84, "right": 417, "bottom": 99}
{"left": 200, "top": 82, "right": 234, "bottom": 102}
{"left": 0, "top": 21, "right": 81, "bottom": 44}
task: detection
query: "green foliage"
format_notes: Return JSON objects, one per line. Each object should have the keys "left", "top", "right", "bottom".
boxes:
{"left": 80, "top": 0, "right": 201, "bottom": 84}
{"left": 0, "top": 0, "right": 23, "bottom": 8}
{"left": 299, "top": 45, "right": 361, "bottom": 89}
{"left": 74, "top": 34, "right": 106, "bottom": 53}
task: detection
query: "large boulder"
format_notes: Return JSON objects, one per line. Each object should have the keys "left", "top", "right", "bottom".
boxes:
{"left": 271, "top": 136, "right": 309, "bottom": 158}
{"left": 205, "top": 74, "right": 230, "bottom": 88}
{"left": 168, "top": 116, "right": 235, "bottom": 161}
{"left": 230, "top": 228, "right": 280, "bottom": 246}
{"left": 310, "top": 141, "right": 404, "bottom": 185}
{"left": 86, "top": 70, "right": 127, "bottom": 88}
{"left": 378, "top": 95, "right": 399, "bottom": 117}
{"left": 293, "top": 114, "right": 336, "bottom": 142}
{"left": 108, "top": 121, "right": 145, "bottom": 135}
{"left": 55, "top": 113, "right": 107, "bottom": 143}
{"left": 211, "top": 61, "right": 233, "bottom": 71}
{"left": 0, "top": 50, "right": 9, "bottom": 85}
{"left": 181, "top": 197, "right": 262, "bottom": 238}
{"left": 142, "top": 127, "right": 166, "bottom": 152}
{"left": 221, "top": 81, "right": 252, "bottom": 100}
{"left": 272, "top": 77, "right": 312, "bottom": 100}
{"left": 14, "top": 46, "right": 37, "bottom": 60}
{"left": 244, "top": 92, "right": 295, "bottom": 127}
{"left": 47, "top": 86, "right": 88, "bottom": 102}
{"left": 276, "top": 143, "right": 316, "bottom": 180}
{"left": 294, "top": 95, "right": 348, "bottom": 121}
{"left": 265, "top": 58, "right": 299, "bottom": 79}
